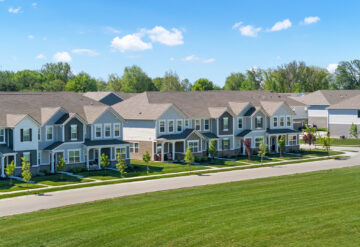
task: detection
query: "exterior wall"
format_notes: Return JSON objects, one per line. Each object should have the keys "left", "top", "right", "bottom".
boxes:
{"left": 210, "top": 119, "right": 217, "bottom": 134}
{"left": 329, "top": 124, "right": 354, "bottom": 138}
{"left": 64, "top": 118, "right": 84, "bottom": 142}
{"left": 127, "top": 140, "right": 153, "bottom": 160}
{"left": 218, "top": 111, "right": 233, "bottom": 135}
{"left": 270, "top": 106, "right": 294, "bottom": 129}
{"left": 307, "top": 105, "right": 328, "bottom": 128}
{"left": 156, "top": 107, "right": 185, "bottom": 137}
{"left": 251, "top": 111, "right": 267, "bottom": 130}
{"left": 308, "top": 116, "right": 327, "bottom": 128}
{"left": 328, "top": 109, "right": 360, "bottom": 125}
{"left": 292, "top": 106, "right": 308, "bottom": 121}
{"left": 124, "top": 120, "right": 156, "bottom": 141}
{"left": 15, "top": 150, "right": 37, "bottom": 168}
{"left": 92, "top": 110, "right": 123, "bottom": 140}
{"left": 13, "top": 117, "right": 39, "bottom": 152}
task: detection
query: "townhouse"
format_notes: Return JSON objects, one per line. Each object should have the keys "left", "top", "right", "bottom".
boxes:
{"left": 112, "top": 91, "right": 302, "bottom": 161}
{"left": 0, "top": 92, "right": 129, "bottom": 178}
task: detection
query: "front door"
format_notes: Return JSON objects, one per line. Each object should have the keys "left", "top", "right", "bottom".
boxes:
{"left": 271, "top": 137, "right": 276, "bottom": 152}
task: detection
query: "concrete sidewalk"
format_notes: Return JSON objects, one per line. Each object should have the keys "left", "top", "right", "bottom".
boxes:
{"left": 0, "top": 147, "right": 359, "bottom": 218}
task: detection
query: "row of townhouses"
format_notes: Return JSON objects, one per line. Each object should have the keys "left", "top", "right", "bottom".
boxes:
{"left": 6, "top": 89, "right": 359, "bottom": 177}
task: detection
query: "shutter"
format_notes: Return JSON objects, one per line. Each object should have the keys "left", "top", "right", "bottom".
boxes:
{"left": 261, "top": 118, "right": 263, "bottom": 128}
{"left": 77, "top": 124, "right": 80, "bottom": 140}
{"left": 20, "top": 129, "right": 23, "bottom": 142}
{"left": 29, "top": 153, "right": 32, "bottom": 166}
{"left": 29, "top": 129, "right": 32, "bottom": 141}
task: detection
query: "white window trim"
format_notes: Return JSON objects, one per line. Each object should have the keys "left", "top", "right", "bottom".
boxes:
{"left": 113, "top": 123, "right": 121, "bottom": 137}
{"left": 187, "top": 140, "right": 200, "bottom": 153}
{"left": 115, "top": 147, "right": 128, "bottom": 159}
{"left": 204, "top": 119, "right": 210, "bottom": 131}
{"left": 168, "top": 120, "right": 175, "bottom": 133}
{"left": 38, "top": 127, "right": 41, "bottom": 141}
{"left": 104, "top": 123, "right": 112, "bottom": 138}
{"left": 176, "top": 119, "right": 183, "bottom": 132}
{"left": 45, "top": 125, "right": 53, "bottom": 141}
{"left": 195, "top": 119, "right": 201, "bottom": 131}
{"left": 159, "top": 120, "right": 166, "bottom": 133}
{"left": 286, "top": 115, "right": 292, "bottom": 127}
{"left": 255, "top": 116, "right": 263, "bottom": 129}
{"left": 280, "top": 116, "right": 285, "bottom": 127}
{"left": 223, "top": 138, "right": 230, "bottom": 150}
{"left": 130, "top": 142, "right": 139, "bottom": 153}
{"left": 0, "top": 128, "right": 5, "bottom": 144}
{"left": 70, "top": 124, "right": 78, "bottom": 141}
{"left": 223, "top": 117, "right": 229, "bottom": 131}
{"left": 37, "top": 152, "right": 41, "bottom": 166}
{"left": 185, "top": 119, "right": 190, "bottom": 129}
{"left": 273, "top": 116, "right": 278, "bottom": 128}
{"left": 23, "top": 152, "right": 30, "bottom": 163}
{"left": 254, "top": 136, "right": 264, "bottom": 148}
{"left": 288, "top": 134, "right": 297, "bottom": 146}
{"left": 94, "top": 124, "right": 102, "bottom": 139}
{"left": 68, "top": 149, "right": 81, "bottom": 164}
{"left": 237, "top": 117, "right": 243, "bottom": 129}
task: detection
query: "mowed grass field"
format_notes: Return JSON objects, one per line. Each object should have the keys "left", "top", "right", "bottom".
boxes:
{"left": 1, "top": 167, "right": 360, "bottom": 247}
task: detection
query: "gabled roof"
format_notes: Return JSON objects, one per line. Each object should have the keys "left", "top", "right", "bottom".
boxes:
{"left": 290, "top": 90, "right": 360, "bottom": 106}
{"left": 41, "top": 107, "right": 64, "bottom": 125}
{"left": 236, "top": 129, "right": 252, "bottom": 137}
{"left": 328, "top": 94, "right": 360, "bottom": 109}
{"left": 208, "top": 107, "right": 233, "bottom": 118}
{"left": 55, "top": 113, "right": 87, "bottom": 126}
{"left": 260, "top": 101, "right": 294, "bottom": 116}
{"left": 83, "top": 105, "right": 111, "bottom": 123}
{"left": 228, "top": 102, "right": 250, "bottom": 116}
{"left": 6, "top": 114, "right": 40, "bottom": 127}
{"left": 157, "top": 128, "right": 204, "bottom": 141}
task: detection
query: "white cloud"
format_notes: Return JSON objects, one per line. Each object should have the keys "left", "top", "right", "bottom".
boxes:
{"left": 232, "top": 21, "right": 262, "bottom": 37}
{"left": 303, "top": 16, "right": 320, "bottom": 25}
{"left": 53, "top": 52, "right": 72, "bottom": 62}
{"left": 268, "top": 19, "right": 292, "bottom": 32}
{"left": 170, "top": 57, "right": 175, "bottom": 61}
{"left": 32, "top": 2, "right": 37, "bottom": 7}
{"left": 36, "top": 54, "right": 45, "bottom": 59}
{"left": 327, "top": 64, "right": 338, "bottom": 73}
{"left": 104, "top": 26, "right": 121, "bottom": 34}
{"left": 144, "top": 26, "right": 183, "bottom": 46}
{"left": 72, "top": 49, "right": 99, "bottom": 56}
{"left": 111, "top": 34, "right": 152, "bottom": 52}
{"left": 276, "top": 55, "right": 281, "bottom": 60}
{"left": 8, "top": 7, "right": 21, "bottom": 14}
{"left": 232, "top": 22, "right": 243, "bottom": 29}
{"left": 182, "top": 55, "right": 215, "bottom": 63}
{"left": 0, "top": 0, "right": 5, "bottom": 2}
{"left": 27, "top": 34, "right": 34, "bottom": 39}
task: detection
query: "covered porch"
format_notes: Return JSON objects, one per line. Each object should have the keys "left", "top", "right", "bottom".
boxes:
{"left": 266, "top": 129, "right": 301, "bottom": 153}
{"left": 0, "top": 145, "right": 17, "bottom": 178}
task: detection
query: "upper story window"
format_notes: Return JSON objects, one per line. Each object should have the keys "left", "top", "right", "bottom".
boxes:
{"left": 204, "top": 119, "right": 210, "bottom": 131}
{"left": 255, "top": 116, "right": 263, "bottom": 129}
{"left": 273, "top": 117, "right": 278, "bottom": 128}
{"left": 46, "top": 126, "right": 53, "bottom": 141}
{"left": 21, "top": 128, "right": 32, "bottom": 142}
{"left": 159, "top": 120, "right": 165, "bottom": 133}
{"left": 237, "top": 118, "right": 243, "bottom": 129}
{"left": 71, "top": 125, "right": 77, "bottom": 140}
{"left": 168, "top": 120, "right": 174, "bottom": 133}
{"left": 280, "top": 117, "right": 285, "bottom": 127}
{"left": 177, "top": 120, "right": 183, "bottom": 132}
{"left": 286, "top": 116, "right": 291, "bottom": 127}
{"left": 113, "top": 123, "right": 120, "bottom": 137}
{"left": 195, "top": 120, "right": 201, "bottom": 131}
{"left": 0, "top": 128, "right": 4, "bottom": 143}
{"left": 185, "top": 120, "right": 190, "bottom": 129}
{"left": 104, "top": 124, "right": 111, "bottom": 137}
{"left": 223, "top": 117, "right": 229, "bottom": 131}
{"left": 95, "top": 125, "right": 102, "bottom": 138}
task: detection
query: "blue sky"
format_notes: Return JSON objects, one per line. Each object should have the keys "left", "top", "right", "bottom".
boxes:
{"left": 1, "top": 0, "right": 360, "bottom": 86}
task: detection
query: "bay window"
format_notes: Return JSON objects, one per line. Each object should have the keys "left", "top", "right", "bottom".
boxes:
{"left": 68, "top": 150, "right": 80, "bottom": 164}
{"left": 188, "top": 140, "right": 199, "bottom": 153}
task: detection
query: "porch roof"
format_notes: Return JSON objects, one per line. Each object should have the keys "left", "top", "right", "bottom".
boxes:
{"left": 201, "top": 132, "right": 218, "bottom": 139}
{"left": 44, "top": 142, "right": 63, "bottom": 151}
{"left": 236, "top": 129, "right": 252, "bottom": 137}
{"left": 84, "top": 139, "right": 129, "bottom": 147}
{"left": 0, "top": 144, "right": 16, "bottom": 155}
{"left": 266, "top": 128, "right": 300, "bottom": 134}
{"left": 157, "top": 128, "right": 197, "bottom": 141}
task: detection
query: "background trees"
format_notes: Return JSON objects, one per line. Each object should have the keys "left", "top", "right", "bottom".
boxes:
{"left": 192, "top": 78, "right": 215, "bottom": 91}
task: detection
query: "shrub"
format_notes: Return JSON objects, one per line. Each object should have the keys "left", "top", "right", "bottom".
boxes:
{"left": 69, "top": 167, "right": 87, "bottom": 173}
{"left": 201, "top": 156, "right": 207, "bottom": 162}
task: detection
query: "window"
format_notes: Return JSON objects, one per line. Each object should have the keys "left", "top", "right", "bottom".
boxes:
{"left": 223, "top": 139, "right": 229, "bottom": 150}
{"left": 116, "top": 147, "right": 127, "bottom": 160}
{"left": 255, "top": 137, "right": 264, "bottom": 148}
{"left": 185, "top": 120, "right": 190, "bottom": 128}
{"left": 22, "top": 128, "right": 31, "bottom": 142}
{"left": 156, "top": 143, "right": 162, "bottom": 154}
{"left": 255, "top": 116, "right": 263, "bottom": 129}
{"left": 177, "top": 120, "right": 183, "bottom": 132}
{"left": 38, "top": 152, "right": 41, "bottom": 165}
{"left": 237, "top": 118, "right": 243, "bottom": 129}
{"left": 38, "top": 128, "right": 40, "bottom": 141}
{"left": 289, "top": 135, "right": 297, "bottom": 145}
{"left": 46, "top": 126, "right": 53, "bottom": 141}
{"left": 113, "top": 123, "right": 120, "bottom": 137}
{"left": 23, "top": 152, "right": 30, "bottom": 163}
{"left": 280, "top": 117, "right": 285, "bottom": 127}
{"left": 0, "top": 128, "right": 4, "bottom": 143}
{"left": 159, "top": 120, "right": 165, "bottom": 133}
{"left": 188, "top": 140, "right": 199, "bottom": 153}
{"left": 68, "top": 150, "right": 80, "bottom": 164}
{"left": 104, "top": 124, "right": 111, "bottom": 137}
{"left": 95, "top": 125, "right": 102, "bottom": 138}
{"left": 168, "top": 120, "right": 174, "bottom": 133}
{"left": 195, "top": 120, "right": 201, "bottom": 131}
{"left": 273, "top": 117, "right": 278, "bottom": 127}
{"left": 286, "top": 116, "right": 291, "bottom": 127}
{"left": 204, "top": 119, "right": 210, "bottom": 131}
{"left": 71, "top": 125, "right": 77, "bottom": 140}
{"left": 130, "top": 143, "right": 139, "bottom": 153}
{"left": 223, "top": 117, "right": 229, "bottom": 131}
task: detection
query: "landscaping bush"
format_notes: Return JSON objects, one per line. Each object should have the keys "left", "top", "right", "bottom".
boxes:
{"left": 194, "top": 156, "right": 201, "bottom": 163}
{"left": 40, "top": 169, "right": 51, "bottom": 176}
{"left": 69, "top": 167, "right": 87, "bottom": 173}
{"left": 201, "top": 156, "right": 208, "bottom": 162}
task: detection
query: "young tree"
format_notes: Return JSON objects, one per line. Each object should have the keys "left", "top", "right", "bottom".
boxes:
{"left": 21, "top": 157, "right": 32, "bottom": 191}
{"left": 303, "top": 124, "right": 317, "bottom": 150}
{"left": 257, "top": 140, "right": 268, "bottom": 165}
{"left": 184, "top": 147, "right": 195, "bottom": 172}
{"left": 277, "top": 136, "right": 286, "bottom": 157}
{"left": 208, "top": 139, "right": 217, "bottom": 161}
{"left": 5, "top": 160, "right": 15, "bottom": 185}
{"left": 116, "top": 154, "right": 127, "bottom": 178}
{"left": 143, "top": 151, "right": 151, "bottom": 175}
{"left": 318, "top": 132, "right": 332, "bottom": 156}
{"left": 349, "top": 123, "right": 358, "bottom": 138}
{"left": 56, "top": 156, "right": 67, "bottom": 180}
{"left": 243, "top": 139, "right": 252, "bottom": 160}
{"left": 100, "top": 153, "right": 110, "bottom": 175}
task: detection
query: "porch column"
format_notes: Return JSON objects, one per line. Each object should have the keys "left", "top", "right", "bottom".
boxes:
{"left": 268, "top": 135, "right": 271, "bottom": 151}
{"left": 1, "top": 156, "right": 5, "bottom": 178}
{"left": 161, "top": 142, "right": 164, "bottom": 162}
{"left": 276, "top": 136, "right": 279, "bottom": 152}
{"left": 172, "top": 141, "right": 175, "bottom": 160}
{"left": 86, "top": 148, "right": 90, "bottom": 170}
{"left": 51, "top": 152, "right": 55, "bottom": 173}
{"left": 242, "top": 140, "right": 245, "bottom": 155}
{"left": 97, "top": 148, "right": 101, "bottom": 169}
{"left": 13, "top": 154, "right": 16, "bottom": 167}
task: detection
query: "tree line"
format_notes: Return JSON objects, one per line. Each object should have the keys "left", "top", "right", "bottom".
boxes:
{"left": 1, "top": 60, "right": 360, "bottom": 93}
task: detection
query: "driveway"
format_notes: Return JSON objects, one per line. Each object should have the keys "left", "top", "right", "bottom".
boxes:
{"left": 0, "top": 147, "right": 359, "bottom": 217}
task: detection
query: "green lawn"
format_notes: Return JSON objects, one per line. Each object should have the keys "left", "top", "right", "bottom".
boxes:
{"left": 0, "top": 179, "right": 44, "bottom": 192}
{"left": 0, "top": 166, "right": 359, "bottom": 246}
{"left": 31, "top": 174, "right": 92, "bottom": 186}
{"left": 75, "top": 160, "right": 208, "bottom": 180}
{"left": 301, "top": 137, "right": 360, "bottom": 146}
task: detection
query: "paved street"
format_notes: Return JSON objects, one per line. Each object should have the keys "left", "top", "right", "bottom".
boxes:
{"left": 0, "top": 147, "right": 359, "bottom": 218}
